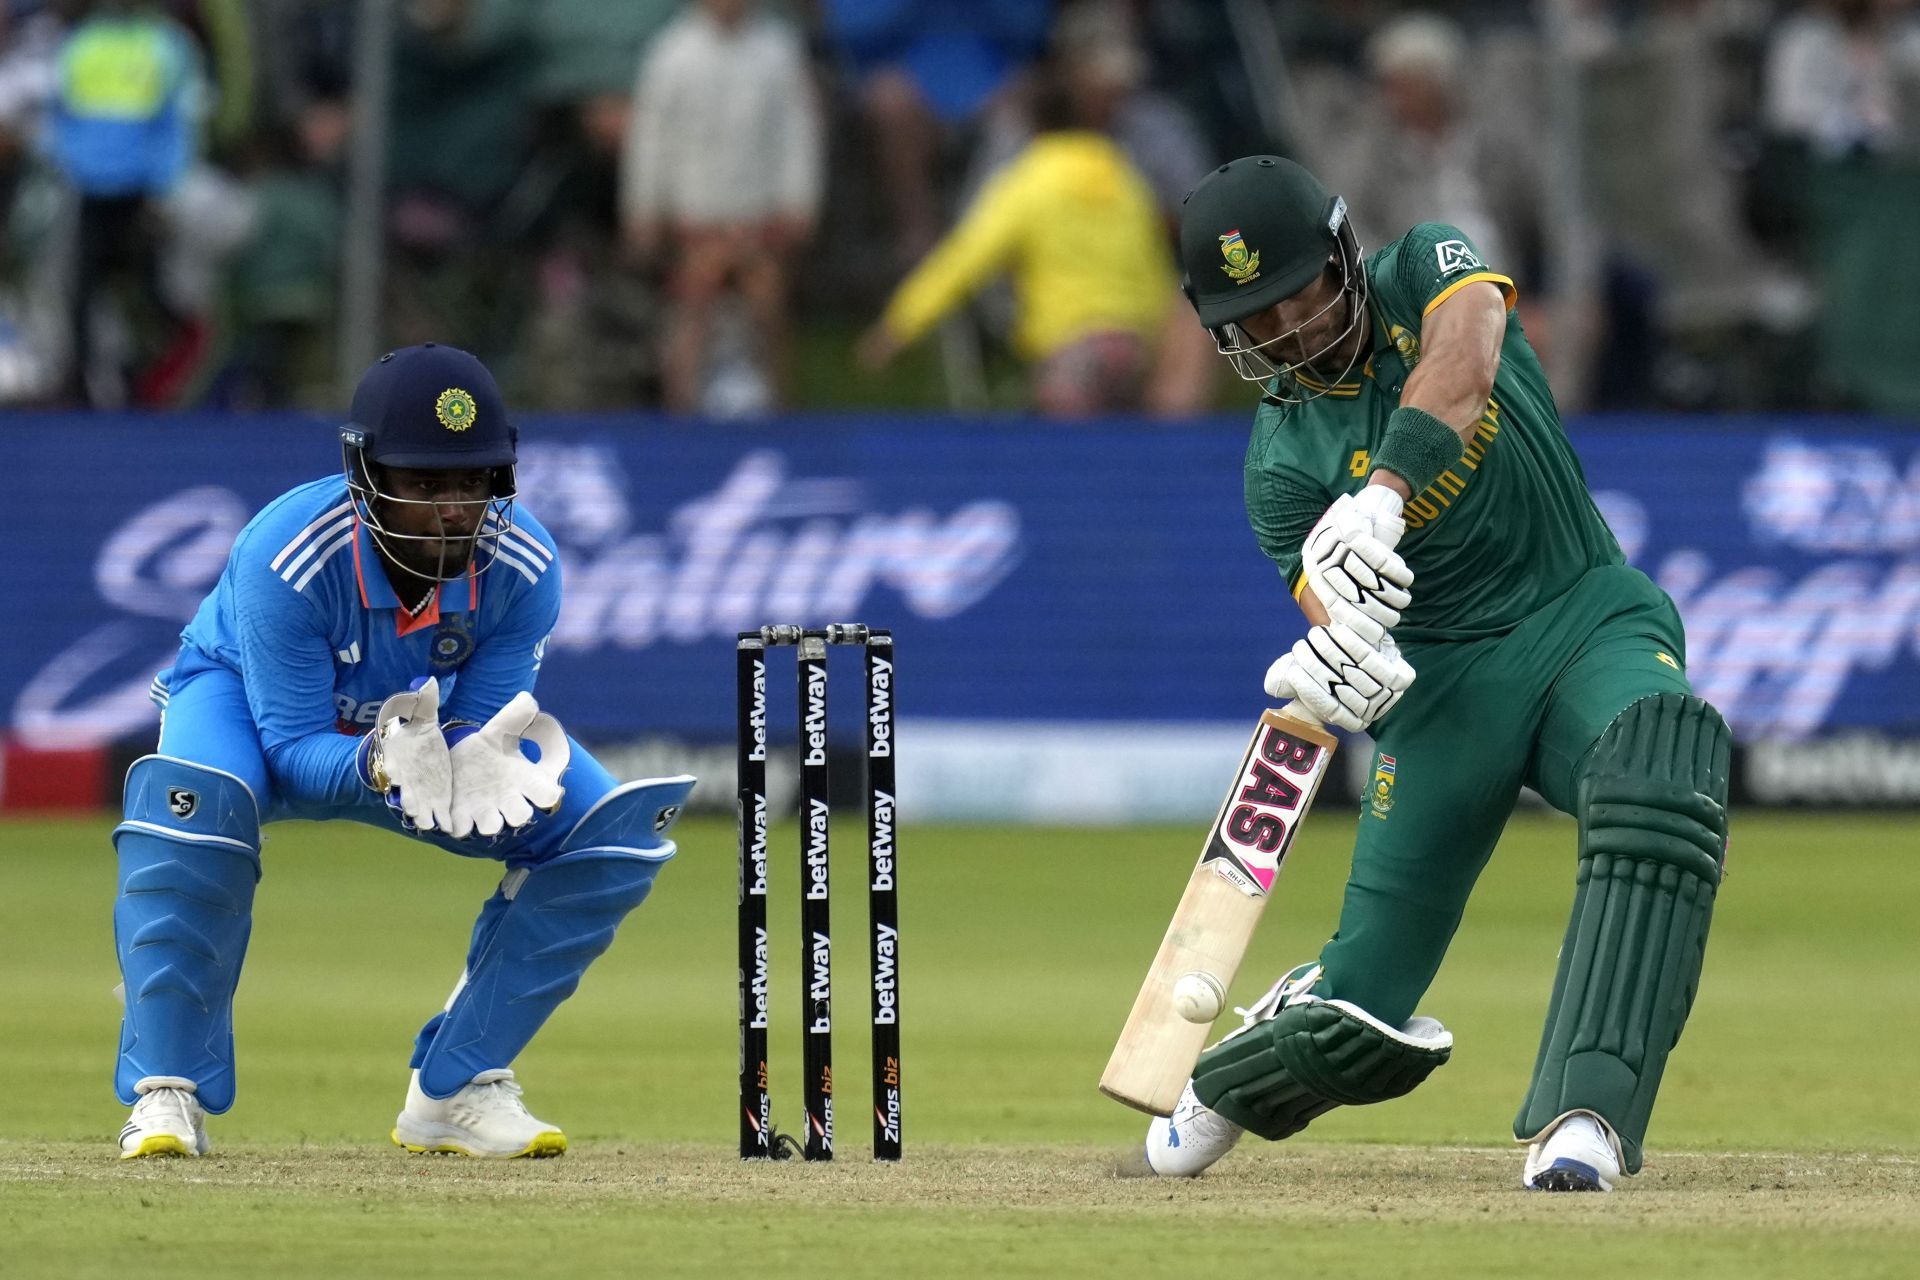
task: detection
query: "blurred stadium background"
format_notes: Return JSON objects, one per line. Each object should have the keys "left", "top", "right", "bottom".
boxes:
{"left": 1, "top": 0, "right": 1917, "bottom": 818}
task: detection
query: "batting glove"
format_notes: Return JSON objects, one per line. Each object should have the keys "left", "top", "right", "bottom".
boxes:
{"left": 1265, "top": 623, "right": 1416, "bottom": 733}
{"left": 1302, "top": 489, "right": 1414, "bottom": 645}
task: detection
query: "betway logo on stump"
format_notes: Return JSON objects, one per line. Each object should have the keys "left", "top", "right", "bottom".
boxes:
{"left": 867, "top": 655, "right": 893, "bottom": 757}
{"left": 803, "top": 662, "right": 828, "bottom": 767}
{"left": 746, "top": 925, "right": 769, "bottom": 1030}
{"left": 872, "top": 922, "right": 899, "bottom": 1025}
{"left": 809, "top": 930, "right": 832, "bottom": 1033}
{"left": 869, "top": 790, "right": 895, "bottom": 890}
{"left": 744, "top": 793, "right": 768, "bottom": 898}
{"left": 805, "top": 798, "right": 830, "bottom": 901}
{"left": 745, "top": 657, "right": 767, "bottom": 763}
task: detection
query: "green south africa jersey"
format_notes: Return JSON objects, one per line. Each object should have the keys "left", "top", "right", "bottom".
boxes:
{"left": 1243, "top": 222, "right": 1623, "bottom": 643}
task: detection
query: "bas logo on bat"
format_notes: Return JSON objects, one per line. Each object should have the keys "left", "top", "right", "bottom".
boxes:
{"left": 1202, "top": 724, "right": 1325, "bottom": 896}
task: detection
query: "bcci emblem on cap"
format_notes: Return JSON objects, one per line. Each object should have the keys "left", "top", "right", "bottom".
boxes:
{"left": 435, "top": 387, "right": 476, "bottom": 432}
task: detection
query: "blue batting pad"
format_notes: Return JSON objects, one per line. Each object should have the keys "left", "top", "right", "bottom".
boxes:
{"left": 113, "top": 755, "right": 261, "bottom": 1112}
{"left": 559, "top": 775, "right": 697, "bottom": 855}
{"left": 414, "top": 846, "right": 670, "bottom": 1098}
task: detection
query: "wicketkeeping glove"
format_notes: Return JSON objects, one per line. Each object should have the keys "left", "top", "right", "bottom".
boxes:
{"left": 1302, "top": 488, "right": 1414, "bottom": 644}
{"left": 447, "top": 692, "right": 571, "bottom": 840}
{"left": 356, "top": 677, "right": 455, "bottom": 834}
{"left": 1265, "top": 622, "right": 1415, "bottom": 732}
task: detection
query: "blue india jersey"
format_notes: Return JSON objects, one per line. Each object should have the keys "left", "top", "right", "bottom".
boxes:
{"left": 168, "top": 476, "right": 561, "bottom": 808}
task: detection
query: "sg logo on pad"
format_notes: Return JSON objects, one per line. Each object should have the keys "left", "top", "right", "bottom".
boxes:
{"left": 166, "top": 788, "right": 199, "bottom": 820}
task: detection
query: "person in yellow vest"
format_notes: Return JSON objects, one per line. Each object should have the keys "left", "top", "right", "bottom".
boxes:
{"left": 856, "top": 59, "right": 1183, "bottom": 417}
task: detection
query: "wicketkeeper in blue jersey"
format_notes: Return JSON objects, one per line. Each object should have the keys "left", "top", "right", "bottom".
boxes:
{"left": 112, "top": 343, "right": 695, "bottom": 1160}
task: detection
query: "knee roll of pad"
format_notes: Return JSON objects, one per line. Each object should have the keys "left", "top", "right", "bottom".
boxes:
{"left": 1192, "top": 998, "right": 1453, "bottom": 1141}
{"left": 1516, "top": 693, "right": 1731, "bottom": 1174}
{"left": 113, "top": 756, "right": 261, "bottom": 1112}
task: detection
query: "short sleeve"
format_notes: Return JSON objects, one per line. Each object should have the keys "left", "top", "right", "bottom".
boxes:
{"left": 1393, "top": 223, "right": 1518, "bottom": 319}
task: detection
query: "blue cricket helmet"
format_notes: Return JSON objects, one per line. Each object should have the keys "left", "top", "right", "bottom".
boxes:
{"left": 343, "top": 342, "right": 517, "bottom": 468}
{"left": 340, "top": 343, "right": 521, "bottom": 584}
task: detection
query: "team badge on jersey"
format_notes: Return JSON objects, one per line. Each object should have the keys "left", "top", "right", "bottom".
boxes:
{"left": 1389, "top": 324, "right": 1421, "bottom": 367}
{"left": 435, "top": 387, "right": 476, "bottom": 432}
{"left": 1370, "top": 754, "right": 1398, "bottom": 819}
{"left": 1434, "top": 240, "right": 1482, "bottom": 276}
{"left": 429, "top": 618, "right": 475, "bottom": 671}
{"left": 1219, "top": 229, "right": 1261, "bottom": 284}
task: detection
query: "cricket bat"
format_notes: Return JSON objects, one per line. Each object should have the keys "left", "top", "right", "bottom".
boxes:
{"left": 1099, "top": 701, "right": 1339, "bottom": 1116}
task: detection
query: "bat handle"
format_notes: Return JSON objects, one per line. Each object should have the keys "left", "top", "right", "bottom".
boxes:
{"left": 1277, "top": 699, "right": 1322, "bottom": 729}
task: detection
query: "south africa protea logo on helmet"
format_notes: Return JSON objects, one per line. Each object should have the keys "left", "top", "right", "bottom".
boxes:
{"left": 435, "top": 387, "right": 476, "bottom": 432}
{"left": 1219, "top": 229, "right": 1261, "bottom": 284}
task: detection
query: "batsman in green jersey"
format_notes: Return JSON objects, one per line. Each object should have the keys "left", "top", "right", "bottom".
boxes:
{"left": 1141, "top": 157, "right": 1731, "bottom": 1191}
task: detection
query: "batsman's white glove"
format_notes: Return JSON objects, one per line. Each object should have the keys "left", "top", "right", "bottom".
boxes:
{"left": 360, "top": 677, "right": 455, "bottom": 834}
{"left": 1265, "top": 622, "right": 1416, "bottom": 733}
{"left": 447, "top": 692, "right": 571, "bottom": 840}
{"left": 1302, "top": 488, "right": 1414, "bottom": 644}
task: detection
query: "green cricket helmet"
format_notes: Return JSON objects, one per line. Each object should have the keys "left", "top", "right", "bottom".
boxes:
{"left": 1177, "top": 156, "right": 1369, "bottom": 399}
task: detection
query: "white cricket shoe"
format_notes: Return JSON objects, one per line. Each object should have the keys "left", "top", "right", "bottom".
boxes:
{"left": 1143, "top": 1080, "right": 1245, "bottom": 1176}
{"left": 1522, "top": 1110, "right": 1622, "bottom": 1192}
{"left": 119, "top": 1076, "right": 210, "bottom": 1159}
{"left": 392, "top": 1068, "right": 566, "bottom": 1158}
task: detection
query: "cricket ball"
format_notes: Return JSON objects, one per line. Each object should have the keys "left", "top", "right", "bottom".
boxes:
{"left": 1171, "top": 972, "right": 1226, "bottom": 1023}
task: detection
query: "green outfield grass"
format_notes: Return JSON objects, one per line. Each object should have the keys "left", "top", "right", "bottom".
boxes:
{"left": 4, "top": 811, "right": 1917, "bottom": 1278}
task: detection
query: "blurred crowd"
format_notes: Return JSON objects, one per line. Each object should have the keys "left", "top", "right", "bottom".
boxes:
{"left": 0, "top": 0, "right": 1917, "bottom": 419}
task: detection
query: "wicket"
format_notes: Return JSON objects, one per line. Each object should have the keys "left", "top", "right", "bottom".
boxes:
{"left": 737, "top": 624, "right": 901, "bottom": 1162}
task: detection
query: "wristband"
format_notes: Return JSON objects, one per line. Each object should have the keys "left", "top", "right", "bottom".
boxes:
{"left": 1373, "top": 406, "right": 1465, "bottom": 497}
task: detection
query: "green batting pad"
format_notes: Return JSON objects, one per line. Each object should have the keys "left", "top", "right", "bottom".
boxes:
{"left": 1516, "top": 693, "right": 1731, "bottom": 1173}
{"left": 1193, "top": 999, "right": 1451, "bottom": 1142}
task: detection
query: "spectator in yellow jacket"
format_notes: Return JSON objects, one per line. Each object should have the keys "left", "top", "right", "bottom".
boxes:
{"left": 857, "top": 59, "right": 1185, "bottom": 417}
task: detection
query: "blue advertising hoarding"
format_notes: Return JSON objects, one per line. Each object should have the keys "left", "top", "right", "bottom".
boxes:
{"left": 5, "top": 413, "right": 1917, "bottom": 812}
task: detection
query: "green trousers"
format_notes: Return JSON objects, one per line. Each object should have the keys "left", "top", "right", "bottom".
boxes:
{"left": 1316, "top": 564, "right": 1694, "bottom": 1025}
